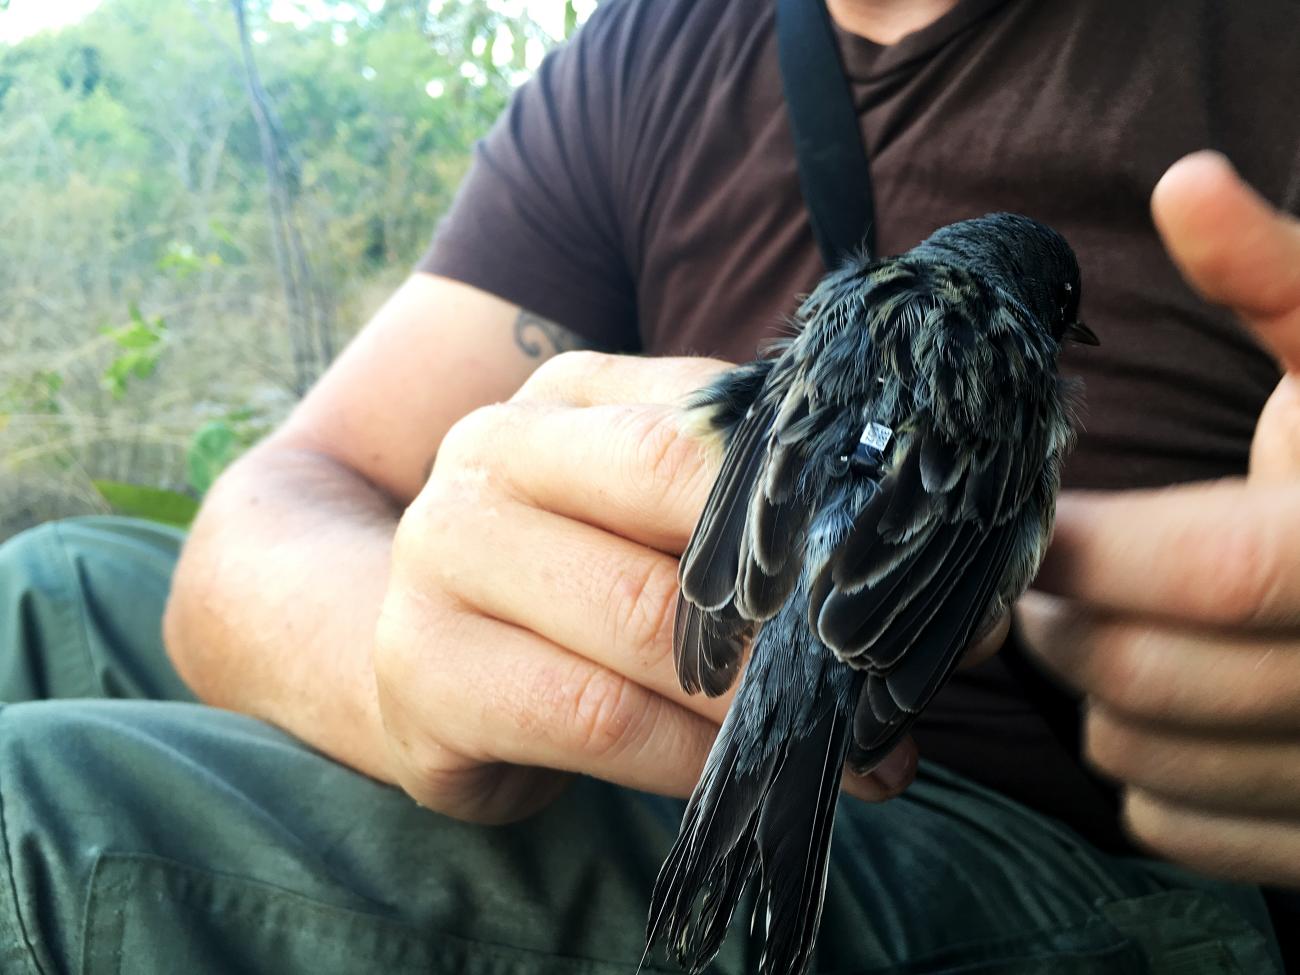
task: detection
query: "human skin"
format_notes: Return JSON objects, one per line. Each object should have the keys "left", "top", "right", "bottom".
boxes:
{"left": 162, "top": 93, "right": 1300, "bottom": 880}
{"left": 167, "top": 149, "right": 1300, "bottom": 882}
{"left": 166, "top": 0, "right": 976, "bottom": 821}
{"left": 1018, "top": 152, "right": 1300, "bottom": 886}
{"left": 827, "top": 0, "right": 961, "bottom": 43}
{"left": 369, "top": 351, "right": 928, "bottom": 824}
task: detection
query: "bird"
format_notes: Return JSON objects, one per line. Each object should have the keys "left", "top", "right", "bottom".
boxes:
{"left": 644, "top": 213, "right": 1096, "bottom": 975}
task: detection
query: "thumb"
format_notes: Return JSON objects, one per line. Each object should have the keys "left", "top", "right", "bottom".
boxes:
{"left": 1151, "top": 151, "right": 1300, "bottom": 371}
{"left": 1152, "top": 151, "right": 1300, "bottom": 481}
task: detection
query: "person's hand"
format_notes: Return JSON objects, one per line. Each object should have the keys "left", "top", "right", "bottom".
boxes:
{"left": 1018, "top": 151, "right": 1300, "bottom": 886}
{"left": 373, "top": 352, "right": 917, "bottom": 824}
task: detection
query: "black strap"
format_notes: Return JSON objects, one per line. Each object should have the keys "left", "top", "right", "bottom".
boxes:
{"left": 776, "top": 0, "right": 877, "bottom": 266}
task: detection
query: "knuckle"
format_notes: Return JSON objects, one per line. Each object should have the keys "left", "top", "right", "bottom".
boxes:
{"left": 397, "top": 761, "right": 468, "bottom": 815}
{"left": 506, "top": 662, "right": 567, "bottom": 740}
{"left": 1083, "top": 709, "right": 1141, "bottom": 781}
{"left": 628, "top": 406, "right": 704, "bottom": 495}
{"left": 374, "top": 593, "right": 454, "bottom": 698}
{"left": 1121, "top": 791, "right": 1226, "bottom": 873}
{"left": 1204, "top": 519, "right": 1280, "bottom": 628}
{"left": 393, "top": 611, "right": 489, "bottom": 753}
{"left": 1088, "top": 625, "right": 1172, "bottom": 717}
{"left": 394, "top": 485, "right": 474, "bottom": 588}
{"left": 371, "top": 608, "right": 408, "bottom": 693}
{"left": 1121, "top": 790, "right": 1176, "bottom": 854}
{"left": 607, "top": 556, "right": 680, "bottom": 670}
{"left": 373, "top": 582, "right": 415, "bottom": 661}
{"left": 499, "top": 678, "right": 547, "bottom": 742}
{"left": 519, "top": 349, "right": 608, "bottom": 400}
{"left": 434, "top": 404, "right": 507, "bottom": 473}
{"left": 557, "top": 664, "right": 650, "bottom": 761}
{"left": 375, "top": 637, "right": 441, "bottom": 760}
{"left": 386, "top": 718, "right": 479, "bottom": 814}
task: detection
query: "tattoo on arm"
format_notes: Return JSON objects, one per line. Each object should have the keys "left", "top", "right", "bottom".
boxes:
{"left": 420, "top": 311, "right": 591, "bottom": 484}
{"left": 513, "top": 309, "right": 589, "bottom": 359}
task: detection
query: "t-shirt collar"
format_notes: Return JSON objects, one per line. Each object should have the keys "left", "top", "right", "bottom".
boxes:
{"left": 833, "top": 0, "right": 1015, "bottom": 81}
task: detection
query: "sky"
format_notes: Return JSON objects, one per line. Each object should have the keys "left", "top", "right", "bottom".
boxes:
{"left": 0, "top": 0, "right": 595, "bottom": 47}
{"left": 0, "top": 0, "right": 105, "bottom": 44}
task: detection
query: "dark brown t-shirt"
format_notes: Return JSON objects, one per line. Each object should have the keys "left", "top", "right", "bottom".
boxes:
{"left": 420, "top": 0, "right": 1300, "bottom": 851}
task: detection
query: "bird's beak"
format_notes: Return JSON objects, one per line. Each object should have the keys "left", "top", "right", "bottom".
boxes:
{"left": 1067, "top": 321, "right": 1100, "bottom": 346}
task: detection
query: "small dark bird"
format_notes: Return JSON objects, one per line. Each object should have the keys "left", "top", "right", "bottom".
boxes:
{"left": 645, "top": 213, "right": 1096, "bottom": 974}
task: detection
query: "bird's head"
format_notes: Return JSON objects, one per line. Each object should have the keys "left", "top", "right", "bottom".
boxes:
{"left": 921, "top": 213, "right": 1098, "bottom": 348}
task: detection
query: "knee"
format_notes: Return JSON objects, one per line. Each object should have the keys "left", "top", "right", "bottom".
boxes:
{"left": 0, "top": 702, "right": 164, "bottom": 846}
{"left": 6, "top": 515, "right": 181, "bottom": 574}
{"left": 0, "top": 518, "right": 187, "bottom": 704}
{"left": 0, "top": 520, "right": 65, "bottom": 585}
{"left": 0, "top": 516, "right": 182, "bottom": 608}
{"left": 0, "top": 702, "right": 93, "bottom": 797}
{"left": 0, "top": 522, "right": 84, "bottom": 631}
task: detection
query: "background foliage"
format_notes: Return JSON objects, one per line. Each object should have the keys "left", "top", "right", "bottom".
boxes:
{"left": 0, "top": 0, "right": 582, "bottom": 539}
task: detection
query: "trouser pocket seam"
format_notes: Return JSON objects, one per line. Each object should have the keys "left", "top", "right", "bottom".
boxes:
{"left": 0, "top": 708, "right": 49, "bottom": 975}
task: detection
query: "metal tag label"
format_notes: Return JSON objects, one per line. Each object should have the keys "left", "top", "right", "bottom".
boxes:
{"left": 859, "top": 422, "right": 893, "bottom": 452}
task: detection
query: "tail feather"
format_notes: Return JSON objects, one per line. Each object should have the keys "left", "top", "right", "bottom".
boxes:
{"left": 754, "top": 708, "right": 849, "bottom": 975}
{"left": 646, "top": 704, "right": 852, "bottom": 975}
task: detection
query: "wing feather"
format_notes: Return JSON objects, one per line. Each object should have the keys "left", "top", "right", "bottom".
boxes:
{"left": 811, "top": 414, "right": 1047, "bottom": 771}
{"left": 674, "top": 370, "right": 827, "bottom": 695}
{"left": 674, "top": 592, "right": 753, "bottom": 697}
{"left": 679, "top": 403, "right": 775, "bottom": 612}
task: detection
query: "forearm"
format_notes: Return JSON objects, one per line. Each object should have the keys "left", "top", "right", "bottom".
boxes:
{"left": 163, "top": 439, "right": 401, "bottom": 782}
{"left": 160, "top": 276, "right": 591, "bottom": 784}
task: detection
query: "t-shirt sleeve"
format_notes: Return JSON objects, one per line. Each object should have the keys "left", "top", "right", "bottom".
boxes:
{"left": 417, "top": 0, "right": 640, "bottom": 351}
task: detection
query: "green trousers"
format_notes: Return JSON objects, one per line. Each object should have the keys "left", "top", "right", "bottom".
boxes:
{"left": 0, "top": 517, "right": 1283, "bottom": 974}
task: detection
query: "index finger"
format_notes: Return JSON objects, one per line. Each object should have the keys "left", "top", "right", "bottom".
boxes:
{"left": 514, "top": 350, "right": 731, "bottom": 408}
{"left": 1035, "top": 482, "right": 1300, "bottom": 629}
{"left": 437, "top": 399, "right": 717, "bottom": 554}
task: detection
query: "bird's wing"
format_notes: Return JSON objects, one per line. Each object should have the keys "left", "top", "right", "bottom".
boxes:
{"left": 809, "top": 412, "right": 1046, "bottom": 767}
{"left": 675, "top": 368, "right": 831, "bottom": 697}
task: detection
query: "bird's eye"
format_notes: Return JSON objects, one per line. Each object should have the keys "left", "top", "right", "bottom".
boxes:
{"left": 1058, "top": 282, "right": 1074, "bottom": 321}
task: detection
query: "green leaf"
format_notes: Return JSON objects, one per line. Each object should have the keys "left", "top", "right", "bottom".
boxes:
{"left": 208, "top": 220, "right": 238, "bottom": 247}
{"left": 38, "top": 370, "right": 63, "bottom": 395}
{"left": 100, "top": 306, "right": 166, "bottom": 397}
{"left": 158, "top": 240, "right": 222, "bottom": 279}
{"left": 103, "top": 306, "right": 166, "bottom": 349}
{"left": 186, "top": 419, "right": 241, "bottom": 495}
{"left": 92, "top": 480, "right": 199, "bottom": 528}
{"left": 1, "top": 369, "right": 64, "bottom": 414}
{"left": 101, "top": 347, "right": 161, "bottom": 398}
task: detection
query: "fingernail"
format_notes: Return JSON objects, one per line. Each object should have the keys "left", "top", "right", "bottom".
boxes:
{"left": 867, "top": 746, "right": 916, "bottom": 794}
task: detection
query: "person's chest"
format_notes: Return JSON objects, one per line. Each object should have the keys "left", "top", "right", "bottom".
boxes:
{"left": 624, "top": 0, "right": 1295, "bottom": 491}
